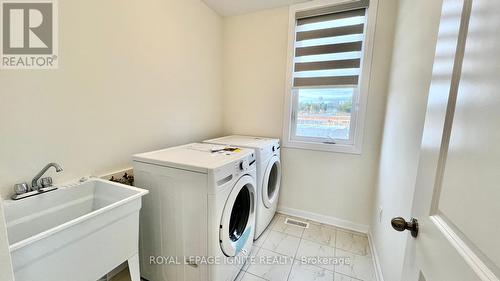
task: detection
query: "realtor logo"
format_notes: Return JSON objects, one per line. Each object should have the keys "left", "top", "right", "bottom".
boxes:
{"left": 1, "top": 0, "right": 58, "bottom": 69}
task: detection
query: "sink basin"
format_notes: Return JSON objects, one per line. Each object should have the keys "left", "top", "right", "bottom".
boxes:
{"left": 3, "top": 178, "right": 148, "bottom": 281}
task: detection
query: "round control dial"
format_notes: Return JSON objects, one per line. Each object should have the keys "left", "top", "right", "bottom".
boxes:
{"left": 239, "top": 160, "right": 249, "bottom": 171}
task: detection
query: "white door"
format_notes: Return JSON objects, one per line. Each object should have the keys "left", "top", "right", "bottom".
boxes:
{"left": 398, "top": 0, "right": 500, "bottom": 280}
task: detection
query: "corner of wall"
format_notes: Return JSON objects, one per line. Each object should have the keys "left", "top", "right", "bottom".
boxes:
{"left": 366, "top": 0, "right": 400, "bottom": 231}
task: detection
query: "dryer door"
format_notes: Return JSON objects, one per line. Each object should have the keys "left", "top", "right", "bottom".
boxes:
{"left": 262, "top": 155, "right": 281, "bottom": 208}
{"left": 220, "top": 175, "right": 255, "bottom": 257}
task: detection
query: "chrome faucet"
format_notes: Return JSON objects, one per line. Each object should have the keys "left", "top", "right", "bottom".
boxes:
{"left": 11, "top": 162, "right": 64, "bottom": 200}
{"left": 31, "top": 162, "right": 64, "bottom": 191}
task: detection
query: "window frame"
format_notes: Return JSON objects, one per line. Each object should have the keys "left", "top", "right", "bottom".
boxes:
{"left": 282, "top": 0, "right": 378, "bottom": 154}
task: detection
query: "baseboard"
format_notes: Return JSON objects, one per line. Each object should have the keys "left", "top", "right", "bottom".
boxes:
{"left": 368, "top": 231, "right": 385, "bottom": 281}
{"left": 277, "top": 206, "right": 369, "bottom": 234}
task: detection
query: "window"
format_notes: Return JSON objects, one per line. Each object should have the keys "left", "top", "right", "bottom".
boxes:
{"left": 283, "top": 0, "right": 374, "bottom": 154}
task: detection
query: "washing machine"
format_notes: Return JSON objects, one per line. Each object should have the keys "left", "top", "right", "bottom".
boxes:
{"left": 133, "top": 143, "right": 257, "bottom": 281}
{"left": 204, "top": 136, "right": 281, "bottom": 239}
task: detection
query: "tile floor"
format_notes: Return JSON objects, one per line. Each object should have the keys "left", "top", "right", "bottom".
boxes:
{"left": 111, "top": 213, "right": 376, "bottom": 281}
{"left": 236, "top": 213, "right": 375, "bottom": 281}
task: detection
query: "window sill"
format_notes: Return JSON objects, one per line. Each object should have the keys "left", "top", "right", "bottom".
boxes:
{"left": 282, "top": 139, "right": 362, "bottom": 154}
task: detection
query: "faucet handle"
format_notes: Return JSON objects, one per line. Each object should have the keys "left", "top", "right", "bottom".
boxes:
{"left": 40, "top": 177, "right": 53, "bottom": 188}
{"left": 14, "top": 182, "right": 29, "bottom": 195}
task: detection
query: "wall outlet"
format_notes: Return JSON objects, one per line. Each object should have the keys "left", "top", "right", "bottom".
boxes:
{"left": 378, "top": 206, "right": 383, "bottom": 223}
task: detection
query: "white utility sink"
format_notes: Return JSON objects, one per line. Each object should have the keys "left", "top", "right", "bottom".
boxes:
{"left": 3, "top": 178, "right": 148, "bottom": 281}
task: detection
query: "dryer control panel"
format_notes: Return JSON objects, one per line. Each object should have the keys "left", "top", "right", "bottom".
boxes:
{"left": 261, "top": 141, "right": 281, "bottom": 161}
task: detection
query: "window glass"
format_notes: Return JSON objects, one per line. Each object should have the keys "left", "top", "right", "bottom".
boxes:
{"left": 295, "top": 88, "right": 354, "bottom": 141}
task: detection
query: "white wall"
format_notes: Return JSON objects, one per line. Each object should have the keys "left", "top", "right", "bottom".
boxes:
{"left": 0, "top": 1, "right": 222, "bottom": 274}
{"left": 0, "top": 0, "right": 223, "bottom": 199}
{"left": 222, "top": 1, "right": 397, "bottom": 226}
{"left": 369, "top": 1, "right": 443, "bottom": 280}
{"left": 222, "top": 8, "right": 288, "bottom": 137}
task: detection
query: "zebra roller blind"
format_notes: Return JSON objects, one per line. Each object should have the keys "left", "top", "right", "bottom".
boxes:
{"left": 293, "top": 0, "right": 369, "bottom": 87}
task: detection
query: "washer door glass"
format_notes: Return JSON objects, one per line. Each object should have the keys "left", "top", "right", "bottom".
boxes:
{"left": 229, "top": 187, "right": 251, "bottom": 242}
{"left": 262, "top": 155, "right": 281, "bottom": 208}
{"left": 220, "top": 175, "right": 255, "bottom": 257}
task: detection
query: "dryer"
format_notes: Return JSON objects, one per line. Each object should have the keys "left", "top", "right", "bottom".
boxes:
{"left": 133, "top": 143, "right": 257, "bottom": 281}
{"left": 204, "top": 136, "right": 281, "bottom": 239}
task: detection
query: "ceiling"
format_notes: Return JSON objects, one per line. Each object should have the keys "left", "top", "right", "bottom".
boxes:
{"left": 202, "top": 0, "right": 311, "bottom": 17}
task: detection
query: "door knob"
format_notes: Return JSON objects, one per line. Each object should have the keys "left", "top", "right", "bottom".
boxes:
{"left": 391, "top": 217, "right": 419, "bottom": 238}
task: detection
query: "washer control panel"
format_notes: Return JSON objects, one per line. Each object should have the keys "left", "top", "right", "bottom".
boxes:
{"left": 213, "top": 148, "right": 257, "bottom": 188}
{"left": 235, "top": 152, "right": 256, "bottom": 174}
{"left": 239, "top": 160, "right": 249, "bottom": 171}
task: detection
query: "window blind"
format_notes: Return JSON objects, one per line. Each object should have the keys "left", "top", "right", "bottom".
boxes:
{"left": 293, "top": 0, "right": 369, "bottom": 87}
